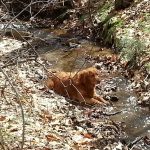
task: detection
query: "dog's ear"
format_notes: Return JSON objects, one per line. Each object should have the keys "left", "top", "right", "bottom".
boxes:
{"left": 87, "top": 69, "right": 99, "bottom": 85}
{"left": 80, "top": 71, "right": 93, "bottom": 84}
{"left": 89, "top": 70, "right": 97, "bottom": 77}
{"left": 79, "top": 71, "right": 87, "bottom": 85}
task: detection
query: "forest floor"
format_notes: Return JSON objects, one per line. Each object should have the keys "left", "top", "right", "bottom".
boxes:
{"left": 0, "top": 36, "right": 149, "bottom": 150}
{"left": 0, "top": 0, "right": 150, "bottom": 149}
{"left": 0, "top": 37, "right": 125, "bottom": 149}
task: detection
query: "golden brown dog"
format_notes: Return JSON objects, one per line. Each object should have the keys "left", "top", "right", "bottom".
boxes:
{"left": 45, "top": 67, "right": 109, "bottom": 105}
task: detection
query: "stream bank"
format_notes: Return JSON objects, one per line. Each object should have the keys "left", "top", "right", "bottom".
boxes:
{"left": 0, "top": 20, "right": 149, "bottom": 148}
{"left": 32, "top": 28, "right": 150, "bottom": 148}
{"left": 0, "top": 0, "right": 150, "bottom": 149}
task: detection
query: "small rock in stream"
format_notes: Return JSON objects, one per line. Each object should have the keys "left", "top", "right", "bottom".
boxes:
{"left": 105, "top": 96, "right": 119, "bottom": 102}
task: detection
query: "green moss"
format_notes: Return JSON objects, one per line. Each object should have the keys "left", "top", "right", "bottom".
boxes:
{"left": 102, "top": 20, "right": 116, "bottom": 45}
{"left": 97, "top": 2, "right": 114, "bottom": 22}
{"left": 119, "top": 37, "right": 147, "bottom": 68}
{"left": 139, "top": 13, "right": 150, "bottom": 34}
{"left": 101, "top": 18, "right": 125, "bottom": 46}
{"left": 94, "top": 0, "right": 149, "bottom": 63}
{"left": 115, "top": 18, "right": 124, "bottom": 28}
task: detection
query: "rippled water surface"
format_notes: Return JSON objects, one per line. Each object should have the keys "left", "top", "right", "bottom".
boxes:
{"left": 103, "top": 77, "right": 150, "bottom": 140}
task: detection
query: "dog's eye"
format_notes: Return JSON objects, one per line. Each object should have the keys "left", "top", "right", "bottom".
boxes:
{"left": 91, "top": 74, "right": 95, "bottom": 77}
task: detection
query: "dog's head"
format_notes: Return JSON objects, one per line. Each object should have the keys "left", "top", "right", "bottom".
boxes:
{"left": 79, "top": 67, "right": 99, "bottom": 86}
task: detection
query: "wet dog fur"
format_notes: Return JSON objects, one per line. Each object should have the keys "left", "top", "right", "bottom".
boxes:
{"left": 45, "top": 67, "right": 109, "bottom": 105}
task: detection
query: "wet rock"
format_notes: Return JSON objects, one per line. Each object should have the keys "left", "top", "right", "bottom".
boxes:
{"left": 68, "top": 42, "right": 80, "bottom": 48}
{"left": 95, "top": 62, "right": 103, "bottom": 69}
{"left": 110, "top": 96, "right": 119, "bottom": 102}
{"left": 105, "top": 95, "right": 119, "bottom": 102}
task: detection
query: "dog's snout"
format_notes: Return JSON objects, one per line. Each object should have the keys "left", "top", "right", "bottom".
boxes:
{"left": 96, "top": 75, "right": 101, "bottom": 83}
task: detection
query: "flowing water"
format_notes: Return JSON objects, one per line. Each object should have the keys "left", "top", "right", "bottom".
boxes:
{"left": 102, "top": 77, "right": 150, "bottom": 141}
{"left": 33, "top": 29, "right": 150, "bottom": 145}
{"left": 33, "top": 29, "right": 112, "bottom": 72}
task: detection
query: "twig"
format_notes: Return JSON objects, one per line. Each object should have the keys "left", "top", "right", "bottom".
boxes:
{"left": 6, "top": 27, "right": 39, "bottom": 59}
{"left": 87, "top": 0, "right": 94, "bottom": 28}
{"left": 0, "top": 0, "right": 9, "bottom": 12}
{"left": 0, "top": 67, "right": 25, "bottom": 150}
{"left": 3, "top": 1, "right": 49, "bottom": 34}
{"left": 127, "top": 136, "right": 143, "bottom": 149}
{"left": 101, "top": 110, "right": 122, "bottom": 116}
{"left": 2, "top": 58, "right": 36, "bottom": 69}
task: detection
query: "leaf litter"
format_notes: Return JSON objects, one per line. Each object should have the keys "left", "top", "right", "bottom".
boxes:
{"left": 0, "top": 37, "right": 126, "bottom": 150}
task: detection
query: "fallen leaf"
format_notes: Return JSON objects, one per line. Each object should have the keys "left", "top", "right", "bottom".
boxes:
{"left": 39, "top": 110, "right": 53, "bottom": 123}
{"left": 83, "top": 133, "right": 94, "bottom": 139}
{"left": 42, "top": 148, "right": 51, "bottom": 150}
{"left": 45, "top": 134, "right": 60, "bottom": 141}
{"left": 10, "top": 128, "right": 18, "bottom": 132}
{"left": 0, "top": 116, "right": 6, "bottom": 121}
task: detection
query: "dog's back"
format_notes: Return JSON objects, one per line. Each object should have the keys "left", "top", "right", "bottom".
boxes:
{"left": 45, "top": 67, "right": 108, "bottom": 105}
{"left": 46, "top": 71, "right": 76, "bottom": 96}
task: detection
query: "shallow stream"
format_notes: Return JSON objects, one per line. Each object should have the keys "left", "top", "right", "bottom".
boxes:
{"left": 33, "top": 29, "right": 112, "bottom": 71}
{"left": 34, "top": 29, "right": 150, "bottom": 145}
{"left": 102, "top": 77, "right": 150, "bottom": 141}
